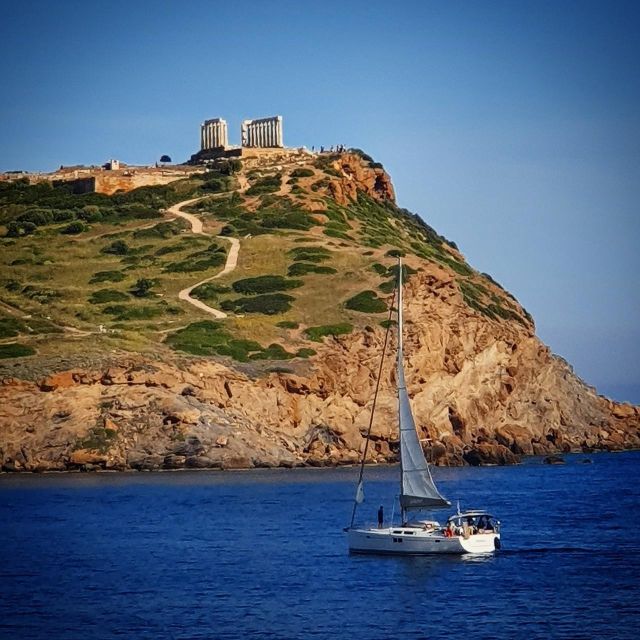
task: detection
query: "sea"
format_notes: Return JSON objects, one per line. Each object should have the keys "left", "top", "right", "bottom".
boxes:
{"left": 1, "top": 451, "right": 638, "bottom": 640}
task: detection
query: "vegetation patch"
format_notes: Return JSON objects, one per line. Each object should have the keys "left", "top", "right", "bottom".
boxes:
{"left": 0, "top": 343, "right": 36, "bottom": 359}
{"left": 221, "top": 293, "right": 294, "bottom": 315}
{"left": 90, "top": 270, "right": 125, "bottom": 284}
{"left": 74, "top": 425, "right": 117, "bottom": 453}
{"left": 0, "top": 317, "right": 22, "bottom": 338}
{"left": 287, "top": 246, "right": 331, "bottom": 263}
{"left": 166, "top": 320, "right": 299, "bottom": 362}
{"left": 163, "top": 243, "right": 226, "bottom": 273}
{"left": 89, "top": 289, "right": 129, "bottom": 304}
{"left": 133, "top": 219, "right": 189, "bottom": 239}
{"left": 276, "top": 320, "right": 299, "bottom": 329}
{"left": 287, "top": 263, "right": 337, "bottom": 277}
{"left": 345, "top": 290, "right": 388, "bottom": 313}
{"left": 102, "top": 305, "right": 163, "bottom": 321}
{"left": 290, "top": 168, "right": 315, "bottom": 178}
{"left": 249, "top": 343, "right": 294, "bottom": 361}
{"left": 232, "top": 275, "right": 302, "bottom": 295}
{"left": 304, "top": 323, "right": 354, "bottom": 342}
{"left": 190, "top": 282, "right": 231, "bottom": 301}
{"left": 101, "top": 240, "right": 130, "bottom": 255}
{"left": 246, "top": 174, "right": 282, "bottom": 196}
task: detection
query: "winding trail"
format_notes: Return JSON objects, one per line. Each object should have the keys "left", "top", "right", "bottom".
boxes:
{"left": 167, "top": 197, "right": 240, "bottom": 319}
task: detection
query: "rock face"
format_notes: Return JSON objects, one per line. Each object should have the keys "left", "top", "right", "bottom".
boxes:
{"left": 328, "top": 153, "right": 395, "bottom": 204}
{"left": 1, "top": 266, "right": 638, "bottom": 473}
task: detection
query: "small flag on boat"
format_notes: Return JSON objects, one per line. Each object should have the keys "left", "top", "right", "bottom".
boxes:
{"left": 355, "top": 480, "right": 364, "bottom": 504}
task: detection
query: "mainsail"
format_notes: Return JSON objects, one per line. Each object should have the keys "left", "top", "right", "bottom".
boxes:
{"left": 397, "top": 262, "right": 450, "bottom": 510}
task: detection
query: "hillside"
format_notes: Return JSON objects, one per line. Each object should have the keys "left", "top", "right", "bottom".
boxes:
{"left": 0, "top": 149, "right": 638, "bottom": 472}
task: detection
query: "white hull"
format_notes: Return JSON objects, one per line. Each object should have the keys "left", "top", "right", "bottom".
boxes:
{"left": 348, "top": 526, "right": 500, "bottom": 555}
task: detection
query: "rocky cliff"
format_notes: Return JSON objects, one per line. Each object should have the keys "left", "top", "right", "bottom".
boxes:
{"left": 0, "top": 151, "right": 638, "bottom": 472}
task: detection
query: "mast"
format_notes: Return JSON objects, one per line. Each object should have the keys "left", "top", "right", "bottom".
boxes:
{"left": 398, "top": 258, "right": 406, "bottom": 525}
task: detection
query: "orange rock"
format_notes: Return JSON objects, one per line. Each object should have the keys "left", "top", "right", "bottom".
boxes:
{"left": 69, "top": 449, "right": 107, "bottom": 465}
{"left": 39, "top": 371, "right": 76, "bottom": 392}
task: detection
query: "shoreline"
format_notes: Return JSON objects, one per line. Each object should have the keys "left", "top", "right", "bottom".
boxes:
{"left": 1, "top": 450, "right": 637, "bottom": 482}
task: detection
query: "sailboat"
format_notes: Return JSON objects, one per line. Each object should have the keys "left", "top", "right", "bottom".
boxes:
{"left": 346, "top": 260, "right": 501, "bottom": 555}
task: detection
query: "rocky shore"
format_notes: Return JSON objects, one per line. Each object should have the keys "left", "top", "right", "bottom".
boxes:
{"left": 1, "top": 270, "right": 638, "bottom": 474}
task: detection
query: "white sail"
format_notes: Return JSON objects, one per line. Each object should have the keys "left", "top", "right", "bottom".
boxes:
{"left": 397, "top": 262, "right": 450, "bottom": 510}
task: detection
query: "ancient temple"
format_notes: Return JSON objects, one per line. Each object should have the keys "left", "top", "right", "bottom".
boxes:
{"left": 200, "top": 118, "right": 228, "bottom": 150}
{"left": 241, "top": 116, "right": 283, "bottom": 148}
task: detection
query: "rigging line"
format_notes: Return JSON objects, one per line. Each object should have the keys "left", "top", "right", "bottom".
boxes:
{"left": 349, "top": 284, "right": 397, "bottom": 528}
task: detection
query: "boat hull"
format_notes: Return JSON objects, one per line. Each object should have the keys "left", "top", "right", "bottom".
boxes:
{"left": 347, "top": 527, "right": 500, "bottom": 555}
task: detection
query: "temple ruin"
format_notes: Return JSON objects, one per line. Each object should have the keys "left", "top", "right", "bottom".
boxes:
{"left": 200, "top": 118, "right": 228, "bottom": 151}
{"left": 241, "top": 116, "right": 283, "bottom": 148}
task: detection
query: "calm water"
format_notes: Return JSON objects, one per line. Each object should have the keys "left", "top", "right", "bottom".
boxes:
{"left": 1, "top": 452, "right": 639, "bottom": 640}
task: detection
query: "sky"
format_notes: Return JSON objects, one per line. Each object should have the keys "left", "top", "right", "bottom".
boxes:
{"left": 1, "top": 0, "right": 638, "bottom": 402}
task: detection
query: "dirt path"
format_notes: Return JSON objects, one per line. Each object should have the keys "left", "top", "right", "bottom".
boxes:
{"left": 167, "top": 197, "right": 240, "bottom": 319}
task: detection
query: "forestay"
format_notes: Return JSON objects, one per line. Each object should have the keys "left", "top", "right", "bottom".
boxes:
{"left": 397, "top": 262, "right": 450, "bottom": 510}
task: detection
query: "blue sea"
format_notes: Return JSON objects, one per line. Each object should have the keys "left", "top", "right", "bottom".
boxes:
{"left": 1, "top": 452, "right": 639, "bottom": 640}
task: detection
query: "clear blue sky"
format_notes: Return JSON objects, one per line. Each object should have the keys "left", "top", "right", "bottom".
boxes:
{"left": 1, "top": 0, "right": 638, "bottom": 402}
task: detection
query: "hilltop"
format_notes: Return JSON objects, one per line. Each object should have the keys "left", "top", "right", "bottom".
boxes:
{"left": 0, "top": 149, "right": 638, "bottom": 472}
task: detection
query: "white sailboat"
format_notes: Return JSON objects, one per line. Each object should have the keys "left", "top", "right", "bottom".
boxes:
{"left": 346, "top": 260, "right": 501, "bottom": 555}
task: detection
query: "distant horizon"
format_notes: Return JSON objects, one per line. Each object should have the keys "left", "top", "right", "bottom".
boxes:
{"left": 1, "top": 0, "right": 638, "bottom": 404}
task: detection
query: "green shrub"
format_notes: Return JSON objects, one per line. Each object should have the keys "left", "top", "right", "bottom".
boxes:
{"left": 221, "top": 293, "right": 294, "bottom": 315}
{"left": 191, "top": 282, "right": 231, "bottom": 301}
{"left": 6, "top": 221, "right": 36, "bottom": 237}
{"left": 101, "top": 240, "right": 130, "bottom": 255}
{"left": 379, "top": 319, "right": 397, "bottom": 329}
{"left": 287, "top": 263, "right": 337, "bottom": 277}
{"left": 232, "top": 275, "right": 303, "bottom": 295}
{"left": 276, "top": 320, "right": 299, "bottom": 329}
{"left": 89, "top": 270, "right": 125, "bottom": 284}
{"left": 310, "top": 178, "right": 330, "bottom": 192}
{"left": 345, "top": 290, "right": 387, "bottom": 313}
{"left": 439, "top": 255, "right": 473, "bottom": 276}
{"left": 246, "top": 174, "right": 282, "bottom": 196}
{"left": 0, "top": 317, "right": 21, "bottom": 338}
{"left": 75, "top": 425, "right": 117, "bottom": 453}
{"left": 295, "top": 347, "right": 316, "bottom": 358}
{"left": 385, "top": 248, "right": 405, "bottom": 258}
{"left": 89, "top": 289, "right": 129, "bottom": 304}
{"left": 61, "top": 221, "right": 87, "bottom": 234}
{"left": 130, "top": 278, "right": 154, "bottom": 297}
{"left": 166, "top": 320, "right": 295, "bottom": 362}
{"left": 287, "top": 246, "right": 331, "bottom": 263}
{"left": 323, "top": 228, "right": 352, "bottom": 241}
{"left": 304, "top": 323, "right": 353, "bottom": 342}
{"left": 134, "top": 219, "right": 188, "bottom": 239}
{"left": 20, "top": 285, "right": 60, "bottom": 303}
{"left": 249, "top": 343, "right": 294, "bottom": 360}
{"left": 371, "top": 263, "right": 388, "bottom": 276}
{"left": 164, "top": 243, "right": 226, "bottom": 273}
{"left": 290, "top": 168, "right": 315, "bottom": 178}
{"left": 0, "top": 343, "right": 35, "bottom": 359}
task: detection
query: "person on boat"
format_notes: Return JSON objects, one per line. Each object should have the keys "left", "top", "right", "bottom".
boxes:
{"left": 377, "top": 505, "right": 384, "bottom": 528}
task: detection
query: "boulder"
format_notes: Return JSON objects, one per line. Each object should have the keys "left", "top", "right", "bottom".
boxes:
{"left": 186, "top": 455, "right": 220, "bottom": 469}
{"left": 221, "top": 455, "right": 253, "bottom": 470}
{"left": 463, "top": 444, "right": 519, "bottom": 466}
{"left": 495, "top": 424, "right": 534, "bottom": 455}
{"left": 39, "top": 371, "right": 76, "bottom": 392}
{"left": 69, "top": 449, "right": 107, "bottom": 466}
{"left": 163, "top": 454, "right": 187, "bottom": 469}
